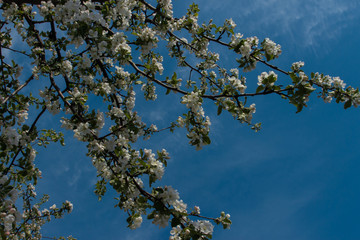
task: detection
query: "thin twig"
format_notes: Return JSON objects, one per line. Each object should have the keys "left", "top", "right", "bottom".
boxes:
{"left": 1, "top": 75, "right": 34, "bottom": 105}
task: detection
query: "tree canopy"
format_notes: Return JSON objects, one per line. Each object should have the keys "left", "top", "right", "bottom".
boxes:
{"left": 1, "top": 0, "right": 359, "bottom": 239}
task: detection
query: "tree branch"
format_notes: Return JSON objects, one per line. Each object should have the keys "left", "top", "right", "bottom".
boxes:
{"left": 1, "top": 75, "right": 34, "bottom": 105}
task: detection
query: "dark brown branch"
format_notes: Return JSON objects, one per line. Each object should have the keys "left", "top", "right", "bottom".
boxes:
{"left": 252, "top": 56, "right": 289, "bottom": 75}
{"left": 129, "top": 60, "right": 291, "bottom": 100}
{"left": 0, "top": 45, "right": 31, "bottom": 57}
{"left": 129, "top": 59, "right": 189, "bottom": 95}
{"left": 1, "top": 75, "right": 34, "bottom": 105}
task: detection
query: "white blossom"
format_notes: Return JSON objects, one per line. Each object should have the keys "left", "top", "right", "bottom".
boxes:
{"left": 226, "top": 18, "right": 236, "bottom": 29}
{"left": 257, "top": 71, "right": 278, "bottom": 87}
{"left": 17, "top": 110, "right": 28, "bottom": 124}
{"left": 137, "top": 27, "right": 158, "bottom": 54}
{"left": 149, "top": 124, "right": 158, "bottom": 132}
{"left": 62, "top": 60, "right": 73, "bottom": 76}
{"left": 291, "top": 61, "right": 305, "bottom": 71}
{"left": 332, "top": 77, "right": 346, "bottom": 89}
{"left": 65, "top": 200, "right": 73, "bottom": 213}
{"left": 181, "top": 92, "right": 203, "bottom": 115}
{"left": 262, "top": 38, "right": 281, "bottom": 58}
{"left": 130, "top": 215, "right": 143, "bottom": 229}
{"left": 4, "top": 214, "right": 15, "bottom": 232}
{"left": 152, "top": 213, "right": 170, "bottom": 228}
{"left": 230, "top": 33, "right": 244, "bottom": 47}
{"left": 192, "top": 220, "right": 214, "bottom": 235}
{"left": 3, "top": 127, "right": 20, "bottom": 146}
{"left": 170, "top": 225, "right": 182, "bottom": 240}
{"left": 0, "top": 174, "right": 8, "bottom": 185}
{"left": 158, "top": 0, "right": 173, "bottom": 17}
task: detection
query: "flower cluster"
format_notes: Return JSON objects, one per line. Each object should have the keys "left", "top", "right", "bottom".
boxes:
{"left": 228, "top": 68, "right": 247, "bottom": 93}
{"left": 136, "top": 27, "right": 159, "bottom": 54}
{"left": 240, "top": 37, "right": 259, "bottom": 59}
{"left": 291, "top": 61, "right": 305, "bottom": 72}
{"left": 192, "top": 220, "right": 214, "bottom": 235}
{"left": 157, "top": 186, "right": 187, "bottom": 213}
{"left": 2, "top": 127, "right": 20, "bottom": 148}
{"left": 39, "top": 89, "right": 61, "bottom": 115}
{"left": 181, "top": 91, "right": 203, "bottom": 114}
{"left": 180, "top": 92, "right": 212, "bottom": 149}
{"left": 0, "top": 175, "right": 21, "bottom": 235}
{"left": 262, "top": 38, "right": 282, "bottom": 59}
{"left": 257, "top": 71, "right": 278, "bottom": 87}
{"left": 159, "top": 0, "right": 173, "bottom": 17}
{"left": 111, "top": 32, "right": 131, "bottom": 55}
{"left": 144, "top": 149, "right": 165, "bottom": 180}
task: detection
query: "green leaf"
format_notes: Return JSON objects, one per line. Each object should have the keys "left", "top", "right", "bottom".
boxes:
{"left": 203, "top": 135, "right": 211, "bottom": 145}
{"left": 171, "top": 72, "right": 177, "bottom": 81}
{"left": 256, "top": 85, "right": 265, "bottom": 93}
{"left": 296, "top": 104, "right": 303, "bottom": 113}
{"left": 1, "top": 228, "right": 6, "bottom": 240}
{"left": 147, "top": 211, "right": 155, "bottom": 220}
{"left": 125, "top": 111, "right": 131, "bottom": 120}
{"left": 171, "top": 217, "right": 181, "bottom": 227}
{"left": 217, "top": 105, "right": 223, "bottom": 115}
{"left": 344, "top": 100, "right": 352, "bottom": 109}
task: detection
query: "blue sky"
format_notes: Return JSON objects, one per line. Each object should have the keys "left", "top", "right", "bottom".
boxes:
{"left": 28, "top": 0, "right": 360, "bottom": 239}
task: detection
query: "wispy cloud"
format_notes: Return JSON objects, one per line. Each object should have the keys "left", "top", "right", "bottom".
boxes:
{"left": 195, "top": 0, "right": 360, "bottom": 49}
{"left": 236, "top": 189, "right": 319, "bottom": 240}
